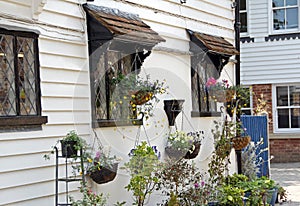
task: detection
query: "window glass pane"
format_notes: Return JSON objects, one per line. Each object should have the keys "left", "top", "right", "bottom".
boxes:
{"left": 273, "top": 0, "right": 284, "bottom": 7}
{"left": 290, "top": 86, "right": 300, "bottom": 106}
{"left": 17, "top": 37, "right": 37, "bottom": 115}
{"left": 286, "top": 8, "right": 298, "bottom": 29}
{"left": 278, "top": 109, "right": 290, "bottom": 128}
{"left": 94, "top": 54, "right": 107, "bottom": 120}
{"left": 291, "top": 108, "right": 300, "bottom": 128}
{"left": 277, "top": 86, "right": 288, "bottom": 106}
{"left": 0, "top": 34, "right": 16, "bottom": 116}
{"left": 286, "top": 0, "right": 298, "bottom": 6}
{"left": 240, "top": 13, "right": 248, "bottom": 32}
{"left": 241, "top": 109, "right": 251, "bottom": 115}
{"left": 240, "top": 0, "right": 246, "bottom": 11}
{"left": 273, "top": 9, "right": 285, "bottom": 30}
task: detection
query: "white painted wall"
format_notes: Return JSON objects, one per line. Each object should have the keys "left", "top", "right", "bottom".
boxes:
{"left": 0, "top": 0, "right": 237, "bottom": 205}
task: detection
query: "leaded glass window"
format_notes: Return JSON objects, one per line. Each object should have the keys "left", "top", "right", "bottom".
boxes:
{"left": 0, "top": 28, "right": 46, "bottom": 129}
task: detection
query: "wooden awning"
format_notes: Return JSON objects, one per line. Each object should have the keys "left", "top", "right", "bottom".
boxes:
{"left": 83, "top": 4, "right": 165, "bottom": 48}
{"left": 187, "top": 29, "right": 239, "bottom": 56}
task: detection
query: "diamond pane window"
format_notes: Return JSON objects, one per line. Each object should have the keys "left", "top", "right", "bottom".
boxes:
{"left": 0, "top": 28, "right": 47, "bottom": 129}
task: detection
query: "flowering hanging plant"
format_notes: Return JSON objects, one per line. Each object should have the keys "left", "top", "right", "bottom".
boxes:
{"left": 87, "top": 146, "right": 122, "bottom": 173}
{"left": 166, "top": 130, "right": 203, "bottom": 152}
{"left": 111, "top": 73, "right": 168, "bottom": 120}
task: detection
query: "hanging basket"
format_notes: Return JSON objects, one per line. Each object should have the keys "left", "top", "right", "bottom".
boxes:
{"left": 60, "top": 140, "right": 78, "bottom": 158}
{"left": 89, "top": 163, "right": 118, "bottom": 184}
{"left": 129, "top": 90, "right": 153, "bottom": 105}
{"left": 165, "top": 146, "right": 187, "bottom": 159}
{"left": 209, "top": 89, "right": 235, "bottom": 103}
{"left": 231, "top": 136, "right": 251, "bottom": 150}
{"left": 184, "top": 141, "right": 201, "bottom": 159}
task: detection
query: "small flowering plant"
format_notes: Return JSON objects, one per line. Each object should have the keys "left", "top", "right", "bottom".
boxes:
{"left": 87, "top": 146, "right": 121, "bottom": 173}
{"left": 69, "top": 181, "right": 107, "bottom": 206}
{"left": 205, "top": 77, "right": 230, "bottom": 91}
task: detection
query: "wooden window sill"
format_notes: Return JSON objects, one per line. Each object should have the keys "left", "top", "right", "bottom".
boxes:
{"left": 0, "top": 116, "right": 48, "bottom": 131}
{"left": 191, "top": 111, "right": 221, "bottom": 117}
{"left": 93, "top": 119, "right": 143, "bottom": 128}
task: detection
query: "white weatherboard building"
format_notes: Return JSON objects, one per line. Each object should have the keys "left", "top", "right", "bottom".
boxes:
{"left": 240, "top": 0, "right": 300, "bottom": 163}
{"left": 0, "top": 0, "right": 238, "bottom": 205}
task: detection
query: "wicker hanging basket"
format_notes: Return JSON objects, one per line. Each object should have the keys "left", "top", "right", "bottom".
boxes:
{"left": 165, "top": 146, "right": 187, "bottom": 159}
{"left": 89, "top": 163, "right": 118, "bottom": 184}
{"left": 231, "top": 136, "right": 251, "bottom": 150}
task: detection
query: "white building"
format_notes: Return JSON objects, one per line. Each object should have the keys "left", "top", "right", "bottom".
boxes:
{"left": 240, "top": 0, "right": 300, "bottom": 163}
{"left": 0, "top": 0, "right": 238, "bottom": 205}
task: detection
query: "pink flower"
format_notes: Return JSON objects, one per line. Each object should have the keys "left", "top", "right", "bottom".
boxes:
{"left": 194, "top": 182, "right": 199, "bottom": 188}
{"left": 205, "top": 77, "right": 217, "bottom": 88}
{"left": 201, "top": 181, "right": 205, "bottom": 187}
{"left": 95, "top": 151, "right": 101, "bottom": 158}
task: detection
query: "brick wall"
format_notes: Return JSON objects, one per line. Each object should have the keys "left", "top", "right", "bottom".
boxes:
{"left": 252, "top": 84, "right": 273, "bottom": 132}
{"left": 270, "top": 138, "right": 300, "bottom": 163}
{"left": 251, "top": 84, "right": 300, "bottom": 162}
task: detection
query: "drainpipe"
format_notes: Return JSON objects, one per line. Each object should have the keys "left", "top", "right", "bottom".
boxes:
{"left": 234, "top": 0, "right": 242, "bottom": 174}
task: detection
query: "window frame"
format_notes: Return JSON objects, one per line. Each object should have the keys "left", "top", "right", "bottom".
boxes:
{"left": 240, "top": 0, "right": 249, "bottom": 35}
{"left": 0, "top": 28, "right": 47, "bottom": 130}
{"left": 190, "top": 54, "right": 222, "bottom": 117}
{"left": 273, "top": 84, "right": 300, "bottom": 133}
{"left": 91, "top": 48, "right": 146, "bottom": 127}
{"left": 270, "top": 0, "right": 300, "bottom": 34}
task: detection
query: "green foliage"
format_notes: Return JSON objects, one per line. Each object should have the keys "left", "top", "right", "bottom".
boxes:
{"left": 124, "top": 142, "right": 159, "bottom": 206}
{"left": 69, "top": 182, "right": 107, "bottom": 206}
{"left": 217, "top": 185, "right": 244, "bottom": 206}
{"left": 43, "top": 130, "right": 88, "bottom": 160}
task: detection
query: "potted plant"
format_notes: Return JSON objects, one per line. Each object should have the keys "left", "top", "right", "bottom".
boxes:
{"left": 123, "top": 141, "right": 160, "bottom": 206}
{"left": 165, "top": 130, "right": 202, "bottom": 160}
{"left": 87, "top": 146, "right": 121, "bottom": 184}
{"left": 43, "top": 130, "right": 88, "bottom": 159}
{"left": 111, "top": 73, "right": 167, "bottom": 120}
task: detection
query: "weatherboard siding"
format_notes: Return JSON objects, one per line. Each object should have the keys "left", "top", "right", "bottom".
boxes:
{"left": 0, "top": 0, "right": 236, "bottom": 205}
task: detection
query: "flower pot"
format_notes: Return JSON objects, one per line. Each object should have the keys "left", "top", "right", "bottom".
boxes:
{"left": 165, "top": 146, "right": 187, "bottom": 159}
{"left": 265, "top": 188, "right": 278, "bottom": 206}
{"left": 164, "top": 99, "right": 185, "bottom": 126}
{"left": 89, "top": 163, "right": 118, "bottom": 184}
{"left": 60, "top": 140, "right": 78, "bottom": 158}
{"left": 184, "top": 141, "right": 201, "bottom": 159}
{"left": 231, "top": 136, "right": 251, "bottom": 150}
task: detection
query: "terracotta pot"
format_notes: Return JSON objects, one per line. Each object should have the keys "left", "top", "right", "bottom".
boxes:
{"left": 129, "top": 90, "right": 153, "bottom": 105}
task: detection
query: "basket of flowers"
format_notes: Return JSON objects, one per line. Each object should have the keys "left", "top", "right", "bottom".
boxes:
{"left": 87, "top": 147, "right": 121, "bottom": 184}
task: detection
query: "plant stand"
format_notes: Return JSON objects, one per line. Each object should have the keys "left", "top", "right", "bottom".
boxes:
{"left": 55, "top": 146, "right": 85, "bottom": 206}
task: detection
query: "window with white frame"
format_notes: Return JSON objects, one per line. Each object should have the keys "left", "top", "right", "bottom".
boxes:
{"left": 272, "top": 0, "right": 299, "bottom": 30}
{"left": 275, "top": 85, "right": 300, "bottom": 130}
{"left": 240, "top": 0, "right": 248, "bottom": 33}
